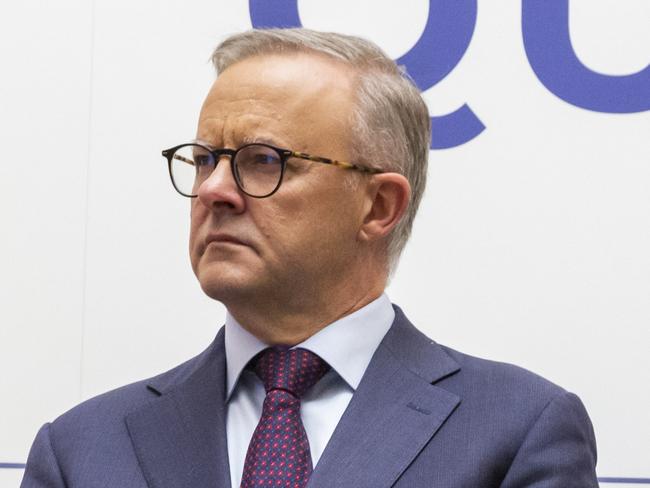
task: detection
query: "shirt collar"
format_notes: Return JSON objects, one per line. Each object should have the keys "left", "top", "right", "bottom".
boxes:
{"left": 224, "top": 293, "right": 395, "bottom": 400}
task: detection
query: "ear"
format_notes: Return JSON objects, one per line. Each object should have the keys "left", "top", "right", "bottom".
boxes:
{"left": 358, "top": 173, "right": 411, "bottom": 243}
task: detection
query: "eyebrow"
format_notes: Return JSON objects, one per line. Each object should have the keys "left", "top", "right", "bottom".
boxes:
{"left": 191, "top": 138, "right": 215, "bottom": 148}
{"left": 241, "top": 135, "right": 288, "bottom": 147}
{"left": 192, "top": 135, "right": 292, "bottom": 149}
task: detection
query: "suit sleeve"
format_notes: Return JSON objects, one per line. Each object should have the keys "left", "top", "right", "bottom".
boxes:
{"left": 20, "top": 423, "right": 67, "bottom": 488}
{"left": 500, "top": 391, "right": 598, "bottom": 488}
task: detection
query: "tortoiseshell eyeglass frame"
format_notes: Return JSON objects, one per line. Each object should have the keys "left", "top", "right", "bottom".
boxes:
{"left": 162, "top": 142, "right": 384, "bottom": 198}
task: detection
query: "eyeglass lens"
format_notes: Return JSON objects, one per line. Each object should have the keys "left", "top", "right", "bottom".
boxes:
{"left": 169, "top": 144, "right": 283, "bottom": 197}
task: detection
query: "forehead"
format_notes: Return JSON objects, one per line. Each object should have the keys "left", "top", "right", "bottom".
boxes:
{"left": 197, "top": 53, "right": 357, "bottom": 149}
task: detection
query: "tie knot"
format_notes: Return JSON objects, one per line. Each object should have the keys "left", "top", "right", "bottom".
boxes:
{"left": 253, "top": 347, "right": 330, "bottom": 398}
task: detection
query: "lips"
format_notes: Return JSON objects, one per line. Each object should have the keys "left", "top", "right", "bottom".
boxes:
{"left": 204, "top": 232, "right": 251, "bottom": 251}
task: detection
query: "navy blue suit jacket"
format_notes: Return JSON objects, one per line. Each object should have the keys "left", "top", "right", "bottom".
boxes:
{"left": 22, "top": 306, "right": 598, "bottom": 487}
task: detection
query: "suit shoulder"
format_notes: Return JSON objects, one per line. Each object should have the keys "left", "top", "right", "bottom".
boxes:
{"left": 49, "top": 336, "right": 219, "bottom": 437}
{"left": 27, "top": 334, "right": 224, "bottom": 485}
{"left": 52, "top": 376, "right": 156, "bottom": 431}
{"left": 438, "top": 344, "right": 568, "bottom": 407}
{"left": 388, "top": 307, "right": 568, "bottom": 408}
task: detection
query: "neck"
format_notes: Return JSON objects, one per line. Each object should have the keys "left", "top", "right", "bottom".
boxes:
{"left": 226, "top": 273, "right": 386, "bottom": 346}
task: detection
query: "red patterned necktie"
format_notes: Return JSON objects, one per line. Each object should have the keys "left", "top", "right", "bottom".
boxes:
{"left": 240, "top": 347, "right": 330, "bottom": 488}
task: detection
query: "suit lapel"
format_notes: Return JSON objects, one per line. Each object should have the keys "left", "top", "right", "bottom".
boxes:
{"left": 308, "top": 307, "right": 461, "bottom": 488}
{"left": 125, "top": 329, "right": 231, "bottom": 488}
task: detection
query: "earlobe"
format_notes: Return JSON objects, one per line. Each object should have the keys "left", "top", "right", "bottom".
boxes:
{"left": 359, "top": 174, "right": 411, "bottom": 242}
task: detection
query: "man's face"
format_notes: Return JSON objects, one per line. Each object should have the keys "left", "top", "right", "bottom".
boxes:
{"left": 189, "top": 53, "right": 368, "bottom": 308}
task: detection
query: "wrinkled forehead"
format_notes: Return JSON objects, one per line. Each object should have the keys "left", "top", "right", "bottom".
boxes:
{"left": 197, "top": 53, "right": 358, "bottom": 148}
{"left": 209, "top": 52, "right": 356, "bottom": 103}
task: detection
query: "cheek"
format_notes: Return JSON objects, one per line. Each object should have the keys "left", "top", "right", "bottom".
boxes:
{"left": 189, "top": 202, "right": 208, "bottom": 257}
{"left": 253, "top": 205, "right": 294, "bottom": 250}
{"left": 265, "top": 186, "right": 357, "bottom": 255}
{"left": 246, "top": 193, "right": 303, "bottom": 258}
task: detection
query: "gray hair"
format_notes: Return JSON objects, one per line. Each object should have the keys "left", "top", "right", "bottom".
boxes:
{"left": 211, "top": 28, "right": 430, "bottom": 272}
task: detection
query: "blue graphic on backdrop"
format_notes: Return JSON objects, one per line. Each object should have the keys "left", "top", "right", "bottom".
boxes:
{"left": 522, "top": 0, "right": 650, "bottom": 113}
{"left": 249, "top": 0, "right": 484, "bottom": 150}
{"left": 250, "top": 0, "right": 650, "bottom": 148}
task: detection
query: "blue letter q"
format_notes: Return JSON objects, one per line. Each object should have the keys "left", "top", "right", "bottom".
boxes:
{"left": 248, "top": 0, "right": 485, "bottom": 149}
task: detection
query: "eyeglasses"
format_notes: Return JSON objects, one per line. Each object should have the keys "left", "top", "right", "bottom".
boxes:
{"left": 162, "top": 142, "right": 383, "bottom": 198}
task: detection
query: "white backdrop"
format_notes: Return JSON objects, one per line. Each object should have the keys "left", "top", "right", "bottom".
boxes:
{"left": 1, "top": 1, "right": 648, "bottom": 486}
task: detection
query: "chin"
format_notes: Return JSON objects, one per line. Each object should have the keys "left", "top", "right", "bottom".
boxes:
{"left": 196, "top": 261, "right": 261, "bottom": 304}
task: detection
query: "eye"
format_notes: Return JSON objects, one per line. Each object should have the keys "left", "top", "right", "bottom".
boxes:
{"left": 194, "top": 154, "right": 213, "bottom": 167}
{"left": 247, "top": 145, "right": 281, "bottom": 165}
{"left": 172, "top": 145, "right": 213, "bottom": 168}
{"left": 252, "top": 152, "right": 280, "bottom": 165}
{"left": 236, "top": 144, "right": 282, "bottom": 168}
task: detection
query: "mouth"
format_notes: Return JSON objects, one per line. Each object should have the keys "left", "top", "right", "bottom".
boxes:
{"left": 204, "top": 233, "right": 251, "bottom": 251}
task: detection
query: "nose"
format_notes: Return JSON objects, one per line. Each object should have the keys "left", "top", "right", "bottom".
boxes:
{"left": 196, "top": 155, "right": 246, "bottom": 212}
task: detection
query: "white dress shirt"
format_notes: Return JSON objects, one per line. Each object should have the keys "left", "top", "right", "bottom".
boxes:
{"left": 224, "top": 293, "right": 395, "bottom": 488}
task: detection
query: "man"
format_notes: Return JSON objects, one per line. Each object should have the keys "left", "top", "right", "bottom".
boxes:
{"left": 22, "top": 28, "right": 598, "bottom": 487}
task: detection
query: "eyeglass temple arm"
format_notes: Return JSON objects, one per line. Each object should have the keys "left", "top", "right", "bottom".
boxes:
{"left": 162, "top": 150, "right": 195, "bottom": 166}
{"left": 290, "top": 152, "right": 383, "bottom": 174}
